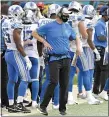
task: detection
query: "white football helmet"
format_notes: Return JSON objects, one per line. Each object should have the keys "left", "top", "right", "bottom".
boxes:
{"left": 24, "top": 2, "right": 37, "bottom": 11}
{"left": 48, "top": 4, "right": 61, "bottom": 18}
{"left": 8, "top": 5, "right": 24, "bottom": 20}
{"left": 83, "top": 5, "right": 96, "bottom": 18}
{"left": 68, "top": 1, "right": 82, "bottom": 12}
{"left": 24, "top": 2, "right": 38, "bottom": 22}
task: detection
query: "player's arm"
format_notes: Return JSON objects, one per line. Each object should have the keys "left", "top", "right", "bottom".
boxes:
{"left": 32, "top": 30, "right": 53, "bottom": 51}
{"left": 75, "top": 36, "right": 81, "bottom": 56}
{"left": 69, "top": 24, "right": 81, "bottom": 56}
{"left": 13, "top": 28, "right": 26, "bottom": 57}
{"left": 87, "top": 27, "right": 101, "bottom": 61}
{"left": 13, "top": 28, "right": 32, "bottom": 70}
{"left": 87, "top": 28, "right": 95, "bottom": 50}
{"left": 78, "top": 21, "right": 88, "bottom": 39}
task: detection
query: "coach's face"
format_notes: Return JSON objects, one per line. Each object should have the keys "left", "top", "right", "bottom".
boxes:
{"left": 60, "top": 13, "right": 69, "bottom": 22}
{"left": 104, "top": 9, "right": 109, "bottom": 22}
{"left": 104, "top": 15, "right": 109, "bottom": 22}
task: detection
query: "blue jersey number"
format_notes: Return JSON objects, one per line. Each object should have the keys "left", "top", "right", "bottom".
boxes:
{"left": 23, "top": 30, "right": 33, "bottom": 41}
{"left": 2, "top": 28, "right": 11, "bottom": 43}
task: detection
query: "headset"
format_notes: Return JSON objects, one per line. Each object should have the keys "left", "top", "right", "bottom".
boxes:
{"left": 58, "top": 6, "right": 69, "bottom": 20}
{"left": 58, "top": 7, "right": 65, "bottom": 18}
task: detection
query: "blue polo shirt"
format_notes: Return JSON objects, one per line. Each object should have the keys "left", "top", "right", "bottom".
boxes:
{"left": 37, "top": 20, "right": 76, "bottom": 61}
{"left": 94, "top": 19, "right": 107, "bottom": 48}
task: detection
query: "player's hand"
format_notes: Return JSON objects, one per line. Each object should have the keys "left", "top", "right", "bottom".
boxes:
{"left": 93, "top": 48, "right": 101, "bottom": 61}
{"left": 95, "top": 54, "right": 101, "bottom": 61}
{"left": 24, "top": 56, "right": 32, "bottom": 70}
{"left": 76, "top": 48, "right": 81, "bottom": 56}
{"left": 43, "top": 41, "right": 53, "bottom": 51}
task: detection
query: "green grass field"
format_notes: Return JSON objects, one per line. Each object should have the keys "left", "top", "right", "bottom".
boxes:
{"left": 1, "top": 75, "right": 108, "bottom": 116}
{"left": 30, "top": 101, "right": 108, "bottom": 116}
{"left": 2, "top": 100, "right": 108, "bottom": 116}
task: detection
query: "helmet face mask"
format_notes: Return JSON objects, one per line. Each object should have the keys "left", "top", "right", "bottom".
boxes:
{"left": 24, "top": 2, "right": 38, "bottom": 15}
{"left": 23, "top": 2, "right": 38, "bottom": 23}
{"left": 8, "top": 5, "right": 24, "bottom": 21}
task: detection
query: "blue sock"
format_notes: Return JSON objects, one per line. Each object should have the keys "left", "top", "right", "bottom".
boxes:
{"left": 18, "top": 81, "right": 28, "bottom": 97}
{"left": 78, "top": 71, "right": 83, "bottom": 93}
{"left": 82, "top": 71, "right": 91, "bottom": 91}
{"left": 7, "top": 80, "right": 15, "bottom": 99}
{"left": 53, "top": 84, "right": 59, "bottom": 105}
{"left": 68, "top": 66, "right": 76, "bottom": 92}
{"left": 104, "top": 78, "right": 109, "bottom": 91}
{"left": 32, "top": 81, "right": 39, "bottom": 101}
{"left": 89, "top": 69, "right": 94, "bottom": 89}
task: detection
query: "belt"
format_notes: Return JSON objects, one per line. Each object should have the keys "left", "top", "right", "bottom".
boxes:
{"left": 6, "top": 50, "right": 13, "bottom": 52}
{"left": 49, "top": 53, "right": 68, "bottom": 57}
{"left": 95, "top": 46, "right": 105, "bottom": 49}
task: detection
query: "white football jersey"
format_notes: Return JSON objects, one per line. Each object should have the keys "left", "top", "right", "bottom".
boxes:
{"left": 22, "top": 23, "right": 39, "bottom": 58}
{"left": 36, "top": 18, "right": 54, "bottom": 27}
{"left": 68, "top": 14, "right": 83, "bottom": 52}
{"left": 2, "top": 18, "right": 23, "bottom": 50}
{"left": 81, "top": 18, "right": 94, "bottom": 47}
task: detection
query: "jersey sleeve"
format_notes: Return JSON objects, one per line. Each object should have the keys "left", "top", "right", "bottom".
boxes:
{"left": 36, "top": 23, "right": 48, "bottom": 36}
{"left": 11, "top": 20, "right": 23, "bottom": 29}
{"left": 87, "top": 21, "right": 94, "bottom": 29}
{"left": 78, "top": 15, "right": 85, "bottom": 21}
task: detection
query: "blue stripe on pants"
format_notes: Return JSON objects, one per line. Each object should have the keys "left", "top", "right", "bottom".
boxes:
{"left": 5, "top": 50, "right": 31, "bottom": 82}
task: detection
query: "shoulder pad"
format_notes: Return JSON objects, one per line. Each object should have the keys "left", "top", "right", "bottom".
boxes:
{"left": 77, "top": 15, "right": 85, "bottom": 21}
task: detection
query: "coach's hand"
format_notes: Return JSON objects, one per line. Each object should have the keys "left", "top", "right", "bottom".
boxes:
{"left": 43, "top": 40, "right": 53, "bottom": 51}
{"left": 24, "top": 56, "right": 32, "bottom": 70}
{"left": 95, "top": 54, "right": 101, "bottom": 61}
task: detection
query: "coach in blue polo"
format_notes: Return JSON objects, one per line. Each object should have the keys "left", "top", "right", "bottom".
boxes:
{"left": 32, "top": 7, "right": 81, "bottom": 115}
{"left": 93, "top": 5, "right": 109, "bottom": 95}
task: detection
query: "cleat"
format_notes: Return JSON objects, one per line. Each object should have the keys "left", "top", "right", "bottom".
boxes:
{"left": 37, "top": 107, "right": 48, "bottom": 116}
{"left": 77, "top": 93, "right": 87, "bottom": 99}
{"left": 17, "top": 102, "right": 31, "bottom": 113}
{"left": 99, "top": 91, "right": 108, "bottom": 101}
{"left": 8, "top": 104, "right": 21, "bottom": 113}
{"left": 87, "top": 96, "right": 101, "bottom": 105}
{"left": 60, "top": 111, "right": 67, "bottom": 116}
{"left": 53, "top": 104, "right": 59, "bottom": 109}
